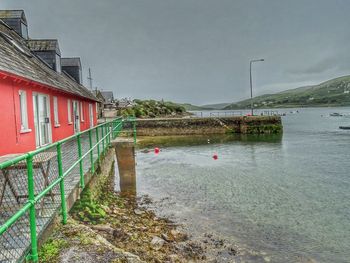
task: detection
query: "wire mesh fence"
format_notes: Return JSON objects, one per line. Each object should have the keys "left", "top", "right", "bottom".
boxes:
{"left": 0, "top": 117, "right": 131, "bottom": 263}
{"left": 0, "top": 157, "right": 31, "bottom": 263}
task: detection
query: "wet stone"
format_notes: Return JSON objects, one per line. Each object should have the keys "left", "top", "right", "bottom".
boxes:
{"left": 150, "top": 236, "right": 166, "bottom": 250}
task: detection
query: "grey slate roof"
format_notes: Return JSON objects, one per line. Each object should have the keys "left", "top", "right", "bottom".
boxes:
{"left": 100, "top": 91, "right": 114, "bottom": 103}
{"left": 27, "top": 39, "right": 61, "bottom": 56}
{"left": 0, "top": 10, "right": 26, "bottom": 23}
{"left": 0, "top": 20, "right": 97, "bottom": 102}
{"left": 92, "top": 90, "right": 105, "bottom": 103}
{"left": 61, "top": 57, "right": 81, "bottom": 67}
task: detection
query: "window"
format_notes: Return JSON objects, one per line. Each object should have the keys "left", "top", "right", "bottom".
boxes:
{"left": 21, "top": 23, "right": 28, "bottom": 39}
{"left": 56, "top": 54, "right": 61, "bottom": 73}
{"left": 19, "top": 90, "right": 29, "bottom": 132}
{"left": 53, "top": 96, "right": 59, "bottom": 126}
{"left": 67, "top": 99, "right": 72, "bottom": 123}
{"left": 80, "top": 102, "right": 84, "bottom": 122}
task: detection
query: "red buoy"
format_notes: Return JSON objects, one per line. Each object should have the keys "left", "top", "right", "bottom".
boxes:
{"left": 212, "top": 154, "right": 218, "bottom": 160}
{"left": 154, "top": 147, "right": 160, "bottom": 154}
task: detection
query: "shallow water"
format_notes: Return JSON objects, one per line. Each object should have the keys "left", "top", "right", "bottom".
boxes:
{"left": 135, "top": 107, "right": 350, "bottom": 262}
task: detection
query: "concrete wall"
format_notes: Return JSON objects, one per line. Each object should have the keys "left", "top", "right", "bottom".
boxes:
{"left": 38, "top": 148, "right": 115, "bottom": 248}
{"left": 134, "top": 116, "right": 282, "bottom": 136}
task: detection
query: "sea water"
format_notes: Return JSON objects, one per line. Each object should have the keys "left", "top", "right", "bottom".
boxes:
{"left": 135, "top": 107, "right": 350, "bottom": 262}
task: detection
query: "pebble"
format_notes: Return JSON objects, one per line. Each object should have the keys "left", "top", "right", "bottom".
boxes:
{"left": 151, "top": 236, "right": 166, "bottom": 250}
{"left": 134, "top": 209, "right": 145, "bottom": 215}
{"left": 161, "top": 233, "right": 170, "bottom": 242}
{"left": 168, "top": 254, "right": 179, "bottom": 263}
{"left": 264, "top": 256, "right": 271, "bottom": 262}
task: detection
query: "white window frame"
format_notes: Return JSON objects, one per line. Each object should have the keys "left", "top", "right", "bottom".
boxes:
{"left": 67, "top": 99, "right": 72, "bottom": 124}
{"left": 19, "top": 90, "right": 31, "bottom": 133}
{"left": 96, "top": 102, "right": 98, "bottom": 118}
{"left": 89, "top": 103, "right": 94, "bottom": 128}
{"left": 80, "top": 101, "right": 84, "bottom": 122}
{"left": 53, "top": 96, "right": 60, "bottom": 127}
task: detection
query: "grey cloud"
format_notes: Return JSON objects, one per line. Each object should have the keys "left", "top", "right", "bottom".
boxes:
{"left": 3, "top": 0, "right": 350, "bottom": 104}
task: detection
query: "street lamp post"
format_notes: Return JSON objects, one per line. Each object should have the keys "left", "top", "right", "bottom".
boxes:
{"left": 249, "top": 59, "right": 264, "bottom": 116}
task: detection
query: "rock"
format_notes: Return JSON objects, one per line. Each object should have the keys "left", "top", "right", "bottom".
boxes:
{"left": 170, "top": 229, "right": 188, "bottom": 242}
{"left": 228, "top": 247, "right": 237, "bottom": 256}
{"left": 170, "top": 229, "right": 179, "bottom": 237}
{"left": 91, "top": 225, "right": 114, "bottom": 235}
{"left": 161, "top": 233, "right": 170, "bottom": 242}
{"left": 168, "top": 254, "right": 179, "bottom": 263}
{"left": 134, "top": 209, "right": 145, "bottom": 215}
{"left": 150, "top": 236, "right": 166, "bottom": 250}
{"left": 113, "top": 228, "right": 128, "bottom": 241}
{"left": 264, "top": 256, "right": 271, "bottom": 262}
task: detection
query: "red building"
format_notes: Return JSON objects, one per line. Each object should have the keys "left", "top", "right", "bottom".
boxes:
{"left": 0, "top": 10, "right": 99, "bottom": 156}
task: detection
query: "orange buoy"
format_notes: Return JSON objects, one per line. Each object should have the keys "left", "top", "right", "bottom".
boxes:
{"left": 154, "top": 147, "right": 160, "bottom": 154}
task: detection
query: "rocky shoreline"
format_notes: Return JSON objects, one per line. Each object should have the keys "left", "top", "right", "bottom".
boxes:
{"left": 37, "top": 151, "right": 270, "bottom": 263}
{"left": 38, "top": 170, "right": 208, "bottom": 262}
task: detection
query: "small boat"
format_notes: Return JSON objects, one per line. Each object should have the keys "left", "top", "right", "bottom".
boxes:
{"left": 339, "top": 126, "right": 350, "bottom": 130}
{"left": 330, "top": 113, "right": 343, "bottom": 117}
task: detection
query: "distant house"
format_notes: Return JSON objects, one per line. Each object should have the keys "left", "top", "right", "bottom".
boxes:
{"left": 0, "top": 10, "right": 99, "bottom": 155}
{"left": 116, "top": 98, "right": 134, "bottom": 109}
{"left": 101, "top": 91, "right": 114, "bottom": 104}
{"left": 100, "top": 91, "right": 115, "bottom": 110}
{"left": 92, "top": 90, "right": 105, "bottom": 118}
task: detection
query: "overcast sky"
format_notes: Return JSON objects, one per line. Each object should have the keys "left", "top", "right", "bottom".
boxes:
{"left": 3, "top": 0, "right": 350, "bottom": 105}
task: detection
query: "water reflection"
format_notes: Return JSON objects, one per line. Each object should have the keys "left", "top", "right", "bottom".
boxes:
{"left": 137, "top": 133, "right": 282, "bottom": 149}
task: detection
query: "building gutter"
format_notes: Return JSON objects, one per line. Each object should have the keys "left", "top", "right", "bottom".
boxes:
{"left": 0, "top": 69, "right": 99, "bottom": 103}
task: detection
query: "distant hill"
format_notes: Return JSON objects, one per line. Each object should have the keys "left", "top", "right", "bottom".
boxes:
{"left": 201, "top": 103, "right": 231, "bottom": 110}
{"left": 179, "top": 103, "right": 214, "bottom": 111}
{"left": 224, "top": 75, "right": 350, "bottom": 110}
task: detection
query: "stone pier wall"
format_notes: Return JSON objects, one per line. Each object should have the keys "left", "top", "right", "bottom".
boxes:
{"left": 134, "top": 116, "right": 282, "bottom": 136}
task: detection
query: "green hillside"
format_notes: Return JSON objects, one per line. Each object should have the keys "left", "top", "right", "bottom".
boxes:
{"left": 224, "top": 75, "right": 350, "bottom": 110}
{"left": 201, "top": 102, "right": 231, "bottom": 109}
{"left": 178, "top": 103, "right": 213, "bottom": 111}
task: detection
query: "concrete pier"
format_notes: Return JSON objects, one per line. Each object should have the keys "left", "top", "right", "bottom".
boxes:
{"left": 112, "top": 138, "right": 136, "bottom": 196}
{"left": 133, "top": 116, "right": 282, "bottom": 136}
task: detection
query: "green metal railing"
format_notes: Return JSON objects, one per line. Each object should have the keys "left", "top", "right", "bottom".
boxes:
{"left": 0, "top": 117, "right": 136, "bottom": 262}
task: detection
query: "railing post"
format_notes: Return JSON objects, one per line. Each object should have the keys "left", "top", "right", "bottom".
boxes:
{"left": 112, "top": 120, "right": 117, "bottom": 140}
{"left": 88, "top": 129, "right": 94, "bottom": 174}
{"left": 106, "top": 123, "right": 110, "bottom": 146}
{"left": 77, "top": 134, "right": 84, "bottom": 188}
{"left": 106, "top": 123, "right": 109, "bottom": 145}
{"left": 101, "top": 125, "right": 105, "bottom": 153}
{"left": 133, "top": 117, "right": 137, "bottom": 145}
{"left": 57, "top": 143, "right": 67, "bottom": 224}
{"left": 109, "top": 122, "right": 113, "bottom": 143}
{"left": 96, "top": 126, "right": 100, "bottom": 158}
{"left": 27, "top": 155, "right": 38, "bottom": 262}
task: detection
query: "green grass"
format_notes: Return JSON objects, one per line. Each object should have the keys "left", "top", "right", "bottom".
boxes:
{"left": 119, "top": 99, "right": 187, "bottom": 118}
{"left": 38, "top": 239, "right": 68, "bottom": 263}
